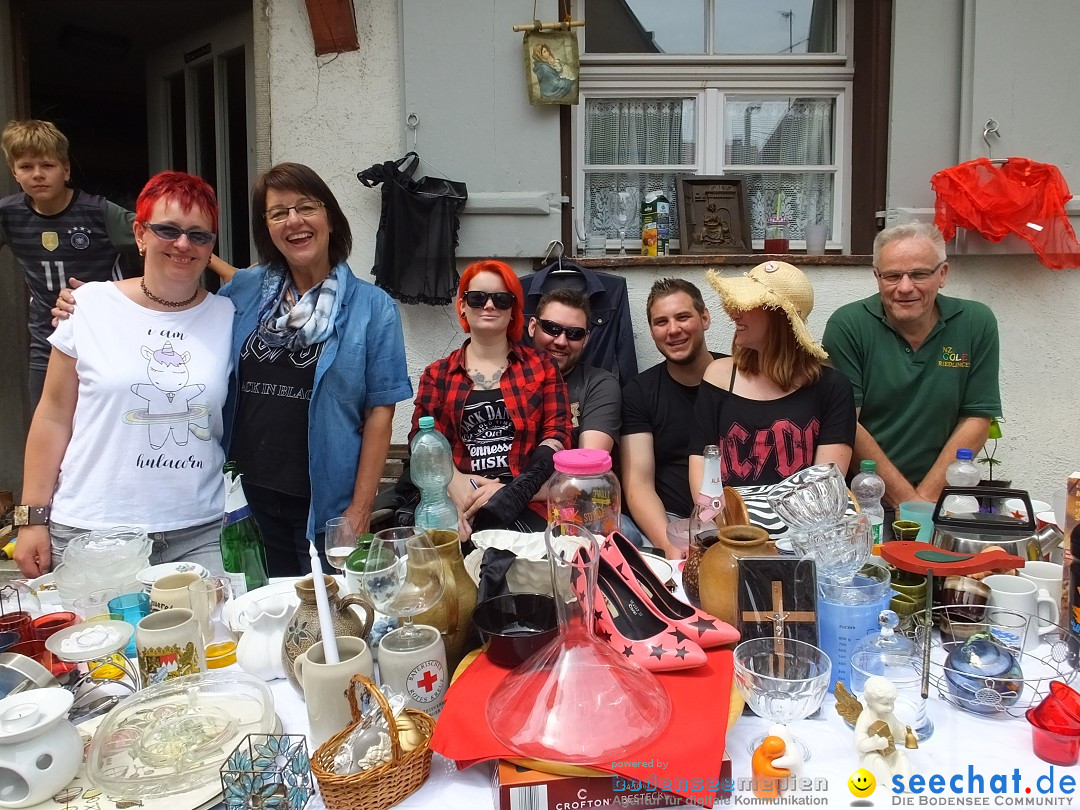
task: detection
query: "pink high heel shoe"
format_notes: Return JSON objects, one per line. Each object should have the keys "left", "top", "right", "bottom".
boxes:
{"left": 600, "top": 532, "right": 740, "bottom": 649}
{"left": 572, "top": 546, "right": 708, "bottom": 671}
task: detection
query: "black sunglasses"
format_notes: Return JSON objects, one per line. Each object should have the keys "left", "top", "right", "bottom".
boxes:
{"left": 464, "top": 290, "right": 516, "bottom": 310}
{"left": 537, "top": 318, "right": 589, "bottom": 342}
{"left": 144, "top": 222, "right": 217, "bottom": 246}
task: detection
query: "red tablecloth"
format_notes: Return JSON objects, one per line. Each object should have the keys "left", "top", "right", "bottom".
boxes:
{"left": 431, "top": 647, "right": 734, "bottom": 807}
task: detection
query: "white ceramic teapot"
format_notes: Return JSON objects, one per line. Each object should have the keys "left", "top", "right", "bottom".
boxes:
{"left": 235, "top": 593, "right": 293, "bottom": 681}
{"left": 0, "top": 687, "right": 82, "bottom": 808}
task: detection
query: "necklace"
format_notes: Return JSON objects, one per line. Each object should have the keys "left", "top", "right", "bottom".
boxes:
{"left": 141, "top": 277, "right": 198, "bottom": 308}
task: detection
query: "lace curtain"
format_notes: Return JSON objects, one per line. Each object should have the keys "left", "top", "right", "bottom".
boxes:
{"left": 725, "top": 97, "right": 835, "bottom": 240}
{"left": 582, "top": 97, "right": 695, "bottom": 240}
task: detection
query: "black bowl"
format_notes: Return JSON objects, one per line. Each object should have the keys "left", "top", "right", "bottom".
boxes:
{"left": 472, "top": 593, "right": 558, "bottom": 667}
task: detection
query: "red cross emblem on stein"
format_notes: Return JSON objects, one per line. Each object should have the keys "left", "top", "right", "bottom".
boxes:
{"left": 407, "top": 658, "right": 446, "bottom": 716}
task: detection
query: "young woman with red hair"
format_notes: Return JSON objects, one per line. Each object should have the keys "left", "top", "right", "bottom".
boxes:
{"left": 17, "top": 171, "right": 235, "bottom": 577}
{"left": 411, "top": 259, "right": 571, "bottom": 538}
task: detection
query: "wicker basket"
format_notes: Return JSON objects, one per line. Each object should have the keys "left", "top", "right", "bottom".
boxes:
{"left": 311, "top": 674, "right": 435, "bottom": 810}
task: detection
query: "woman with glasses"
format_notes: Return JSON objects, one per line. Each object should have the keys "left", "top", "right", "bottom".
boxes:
{"left": 412, "top": 260, "right": 571, "bottom": 539}
{"left": 216, "top": 162, "right": 412, "bottom": 576}
{"left": 16, "top": 171, "right": 235, "bottom": 577}
{"left": 688, "top": 260, "right": 856, "bottom": 493}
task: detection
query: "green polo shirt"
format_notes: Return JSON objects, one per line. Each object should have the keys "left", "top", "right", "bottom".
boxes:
{"left": 822, "top": 293, "right": 1001, "bottom": 486}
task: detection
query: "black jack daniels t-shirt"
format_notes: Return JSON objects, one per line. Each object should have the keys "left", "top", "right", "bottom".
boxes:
{"left": 458, "top": 388, "right": 513, "bottom": 483}
{"left": 230, "top": 329, "right": 323, "bottom": 496}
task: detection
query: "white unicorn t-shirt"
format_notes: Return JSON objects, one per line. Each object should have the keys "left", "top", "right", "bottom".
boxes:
{"left": 48, "top": 282, "right": 235, "bottom": 531}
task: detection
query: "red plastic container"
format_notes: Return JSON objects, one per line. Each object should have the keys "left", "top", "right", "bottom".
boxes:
{"left": 1027, "top": 690, "right": 1080, "bottom": 767}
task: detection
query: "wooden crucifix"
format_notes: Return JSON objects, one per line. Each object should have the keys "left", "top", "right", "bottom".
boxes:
{"left": 741, "top": 580, "right": 816, "bottom": 676}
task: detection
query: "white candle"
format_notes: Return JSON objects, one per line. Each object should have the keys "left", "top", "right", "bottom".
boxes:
{"left": 309, "top": 542, "right": 340, "bottom": 664}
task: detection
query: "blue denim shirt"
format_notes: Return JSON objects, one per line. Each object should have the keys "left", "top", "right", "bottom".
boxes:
{"left": 219, "top": 263, "right": 413, "bottom": 539}
{"left": 519, "top": 262, "right": 638, "bottom": 381}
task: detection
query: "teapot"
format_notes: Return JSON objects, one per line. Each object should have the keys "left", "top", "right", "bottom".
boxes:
{"left": 281, "top": 575, "right": 373, "bottom": 692}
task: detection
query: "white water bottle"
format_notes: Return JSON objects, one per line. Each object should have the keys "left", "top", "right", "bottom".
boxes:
{"left": 851, "top": 460, "right": 885, "bottom": 544}
{"left": 942, "top": 448, "right": 981, "bottom": 515}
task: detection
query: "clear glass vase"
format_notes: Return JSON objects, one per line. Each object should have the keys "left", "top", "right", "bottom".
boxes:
{"left": 485, "top": 522, "right": 672, "bottom": 763}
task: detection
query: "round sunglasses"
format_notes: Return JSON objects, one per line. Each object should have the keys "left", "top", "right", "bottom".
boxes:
{"left": 143, "top": 222, "right": 217, "bottom": 246}
{"left": 463, "top": 290, "right": 516, "bottom": 310}
{"left": 537, "top": 318, "right": 589, "bottom": 342}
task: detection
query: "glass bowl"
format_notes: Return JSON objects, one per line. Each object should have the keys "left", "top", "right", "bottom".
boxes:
{"left": 767, "top": 464, "right": 849, "bottom": 530}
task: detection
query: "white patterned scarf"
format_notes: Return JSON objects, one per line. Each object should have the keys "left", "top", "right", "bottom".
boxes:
{"left": 256, "top": 263, "right": 343, "bottom": 350}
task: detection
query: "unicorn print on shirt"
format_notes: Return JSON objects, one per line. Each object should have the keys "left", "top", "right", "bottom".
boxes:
{"left": 127, "top": 341, "right": 211, "bottom": 449}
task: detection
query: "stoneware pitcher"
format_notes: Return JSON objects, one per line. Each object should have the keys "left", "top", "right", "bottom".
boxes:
{"left": 282, "top": 574, "right": 374, "bottom": 691}
{"left": 293, "top": 636, "right": 374, "bottom": 749}
{"left": 413, "top": 528, "right": 477, "bottom": 673}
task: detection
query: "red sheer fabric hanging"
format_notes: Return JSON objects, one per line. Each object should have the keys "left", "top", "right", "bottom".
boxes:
{"left": 931, "top": 157, "right": 1080, "bottom": 270}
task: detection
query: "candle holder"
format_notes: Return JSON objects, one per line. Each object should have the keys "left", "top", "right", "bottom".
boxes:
{"left": 221, "top": 734, "right": 314, "bottom": 810}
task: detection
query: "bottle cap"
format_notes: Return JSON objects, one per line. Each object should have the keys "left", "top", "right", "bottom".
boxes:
{"left": 419, "top": 416, "right": 435, "bottom": 429}
{"left": 956, "top": 448, "right": 974, "bottom": 460}
{"left": 860, "top": 459, "right": 877, "bottom": 473}
{"left": 553, "top": 448, "right": 612, "bottom": 476}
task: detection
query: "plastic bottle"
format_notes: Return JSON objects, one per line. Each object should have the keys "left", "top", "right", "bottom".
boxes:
{"left": 220, "top": 462, "right": 270, "bottom": 596}
{"left": 942, "top": 448, "right": 982, "bottom": 515}
{"left": 411, "top": 416, "right": 458, "bottom": 530}
{"left": 851, "top": 459, "right": 885, "bottom": 545}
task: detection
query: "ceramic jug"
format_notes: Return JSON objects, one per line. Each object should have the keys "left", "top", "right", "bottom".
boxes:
{"left": 282, "top": 575, "right": 374, "bottom": 691}
{"left": 413, "top": 529, "right": 477, "bottom": 672}
{"left": 235, "top": 593, "right": 293, "bottom": 681}
{"left": 698, "top": 525, "right": 776, "bottom": 625}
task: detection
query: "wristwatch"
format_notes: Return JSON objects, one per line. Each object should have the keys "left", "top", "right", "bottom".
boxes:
{"left": 12, "top": 505, "right": 50, "bottom": 527}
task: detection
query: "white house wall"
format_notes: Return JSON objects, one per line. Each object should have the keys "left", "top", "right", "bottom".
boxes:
{"left": 264, "top": 0, "right": 1080, "bottom": 504}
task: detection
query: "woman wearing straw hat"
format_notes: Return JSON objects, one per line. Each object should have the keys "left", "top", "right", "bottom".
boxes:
{"left": 688, "top": 260, "right": 856, "bottom": 491}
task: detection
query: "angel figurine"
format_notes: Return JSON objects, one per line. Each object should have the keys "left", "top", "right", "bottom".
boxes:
{"left": 835, "top": 676, "right": 917, "bottom": 783}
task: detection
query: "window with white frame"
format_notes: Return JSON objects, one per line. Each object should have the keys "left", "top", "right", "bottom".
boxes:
{"left": 575, "top": 0, "right": 852, "bottom": 251}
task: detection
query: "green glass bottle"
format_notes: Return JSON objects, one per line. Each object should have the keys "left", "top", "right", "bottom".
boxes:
{"left": 220, "top": 461, "right": 270, "bottom": 595}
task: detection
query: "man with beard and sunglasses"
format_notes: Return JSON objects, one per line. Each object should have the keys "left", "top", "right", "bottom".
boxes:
{"left": 411, "top": 260, "right": 570, "bottom": 540}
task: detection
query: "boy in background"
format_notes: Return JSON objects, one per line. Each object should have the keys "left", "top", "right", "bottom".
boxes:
{"left": 0, "top": 119, "right": 138, "bottom": 411}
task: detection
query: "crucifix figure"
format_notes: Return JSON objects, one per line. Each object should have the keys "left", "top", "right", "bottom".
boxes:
{"left": 741, "top": 580, "right": 816, "bottom": 676}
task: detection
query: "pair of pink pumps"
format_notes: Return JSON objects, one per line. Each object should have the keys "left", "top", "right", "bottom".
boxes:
{"left": 573, "top": 532, "right": 740, "bottom": 671}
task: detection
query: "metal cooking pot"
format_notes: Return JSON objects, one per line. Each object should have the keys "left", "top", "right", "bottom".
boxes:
{"left": 931, "top": 487, "right": 1046, "bottom": 561}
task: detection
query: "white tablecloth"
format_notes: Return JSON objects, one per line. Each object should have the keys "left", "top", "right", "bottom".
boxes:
{"left": 271, "top": 658, "right": 1059, "bottom": 808}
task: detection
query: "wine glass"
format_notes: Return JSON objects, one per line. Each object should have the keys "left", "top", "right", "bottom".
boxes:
{"left": 361, "top": 527, "right": 445, "bottom": 651}
{"left": 607, "top": 188, "right": 639, "bottom": 255}
{"left": 574, "top": 217, "right": 588, "bottom": 256}
{"left": 323, "top": 517, "right": 357, "bottom": 573}
{"left": 732, "top": 637, "right": 831, "bottom": 760}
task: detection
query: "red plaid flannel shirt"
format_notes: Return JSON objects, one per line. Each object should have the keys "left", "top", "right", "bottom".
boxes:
{"left": 412, "top": 341, "right": 571, "bottom": 518}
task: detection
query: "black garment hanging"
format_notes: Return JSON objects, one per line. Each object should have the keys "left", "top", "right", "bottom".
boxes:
{"left": 357, "top": 152, "right": 468, "bottom": 305}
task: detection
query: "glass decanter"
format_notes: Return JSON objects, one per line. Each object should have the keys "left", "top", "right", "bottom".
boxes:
{"left": 485, "top": 522, "right": 671, "bottom": 763}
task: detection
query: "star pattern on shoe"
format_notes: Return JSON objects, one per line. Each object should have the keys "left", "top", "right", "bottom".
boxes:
{"left": 670, "top": 627, "right": 690, "bottom": 644}
{"left": 674, "top": 647, "right": 689, "bottom": 660}
{"left": 649, "top": 645, "right": 666, "bottom": 660}
{"left": 596, "top": 627, "right": 612, "bottom": 643}
{"left": 623, "top": 645, "right": 634, "bottom": 657}
{"left": 594, "top": 610, "right": 604, "bottom": 625}
{"left": 689, "top": 616, "right": 717, "bottom": 636}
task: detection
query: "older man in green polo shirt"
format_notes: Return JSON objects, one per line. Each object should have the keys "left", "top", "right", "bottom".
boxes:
{"left": 822, "top": 222, "right": 1001, "bottom": 508}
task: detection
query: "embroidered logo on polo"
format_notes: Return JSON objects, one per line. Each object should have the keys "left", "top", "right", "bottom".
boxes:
{"left": 938, "top": 345, "right": 971, "bottom": 369}
{"left": 69, "top": 225, "right": 91, "bottom": 249}
{"left": 722, "top": 418, "right": 821, "bottom": 481}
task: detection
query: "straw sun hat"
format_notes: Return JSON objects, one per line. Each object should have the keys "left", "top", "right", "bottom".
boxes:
{"left": 705, "top": 260, "right": 828, "bottom": 361}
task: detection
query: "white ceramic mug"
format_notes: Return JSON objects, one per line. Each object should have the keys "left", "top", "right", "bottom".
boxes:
{"left": 293, "top": 636, "right": 374, "bottom": 749}
{"left": 1018, "top": 561, "right": 1065, "bottom": 625}
{"left": 983, "top": 574, "right": 1059, "bottom": 651}
{"left": 376, "top": 624, "right": 447, "bottom": 719}
{"left": 149, "top": 572, "right": 201, "bottom": 612}
{"left": 135, "top": 607, "right": 207, "bottom": 684}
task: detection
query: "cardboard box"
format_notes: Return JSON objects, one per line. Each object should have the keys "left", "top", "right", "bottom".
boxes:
{"left": 492, "top": 756, "right": 732, "bottom": 810}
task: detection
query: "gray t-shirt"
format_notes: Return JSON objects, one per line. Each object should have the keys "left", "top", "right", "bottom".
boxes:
{"left": 565, "top": 362, "right": 620, "bottom": 447}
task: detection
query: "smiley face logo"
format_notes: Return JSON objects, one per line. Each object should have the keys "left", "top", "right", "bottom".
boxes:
{"left": 848, "top": 768, "right": 876, "bottom": 798}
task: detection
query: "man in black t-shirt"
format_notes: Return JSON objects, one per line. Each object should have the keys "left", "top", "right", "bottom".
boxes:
{"left": 620, "top": 279, "right": 721, "bottom": 559}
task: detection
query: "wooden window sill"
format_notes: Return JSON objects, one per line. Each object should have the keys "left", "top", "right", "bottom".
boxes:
{"left": 551, "top": 253, "right": 872, "bottom": 269}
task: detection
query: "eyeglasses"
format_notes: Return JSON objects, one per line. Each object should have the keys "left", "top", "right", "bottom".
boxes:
{"left": 537, "top": 318, "right": 589, "bottom": 342}
{"left": 463, "top": 290, "right": 516, "bottom": 310}
{"left": 265, "top": 200, "right": 325, "bottom": 223}
{"left": 143, "top": 222, "right": 217, "bottom": 246}
{"left": 875, "top": 260, "right": 945, "bottom": 286}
